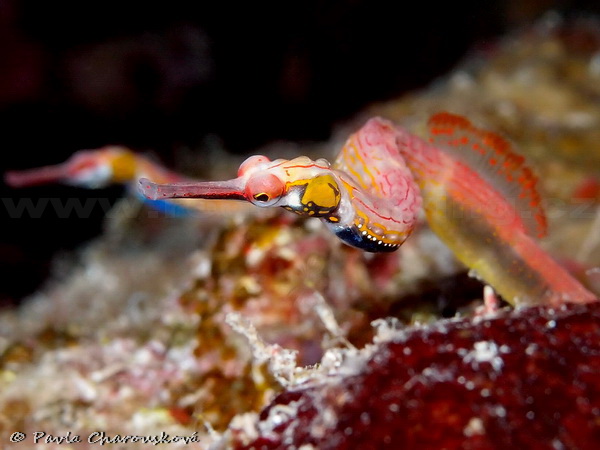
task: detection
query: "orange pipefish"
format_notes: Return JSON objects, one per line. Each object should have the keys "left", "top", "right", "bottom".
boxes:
{"left": 140, "top": 113, "right": 596, "bottom": 306}
{"left": 4, "top": 146, "right": 183, "bottom": 189}
{"left": 140, "top": 119, "right": 422, "bottom": 252}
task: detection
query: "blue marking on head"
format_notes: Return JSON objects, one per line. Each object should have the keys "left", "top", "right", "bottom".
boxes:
{"left": 141, "top": 197, "right": 193, "bottom": 217}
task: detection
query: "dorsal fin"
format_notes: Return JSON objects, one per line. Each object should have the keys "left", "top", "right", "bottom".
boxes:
{"left": 426, "top": 112, "right": 547, "bottom": 238}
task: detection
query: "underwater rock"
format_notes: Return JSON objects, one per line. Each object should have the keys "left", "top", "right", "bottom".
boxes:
{"left": 229, "top": 301, "right": 600, "bottom": 449}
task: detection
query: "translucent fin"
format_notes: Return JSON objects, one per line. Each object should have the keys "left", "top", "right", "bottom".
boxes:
{"left": 427, "top": 112, "right": 547, "bottom": 238}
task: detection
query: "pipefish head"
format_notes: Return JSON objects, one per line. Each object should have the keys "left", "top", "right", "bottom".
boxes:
{"left": 139, "top": 154, "right": 343, "bottom": 218}
{"left": 5, "top": 146, "right": 138, "bottom": 189}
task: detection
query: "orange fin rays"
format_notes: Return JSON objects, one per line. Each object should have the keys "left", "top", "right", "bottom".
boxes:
{"left": 427, "top": 112, "right": 547, "bottom": 238}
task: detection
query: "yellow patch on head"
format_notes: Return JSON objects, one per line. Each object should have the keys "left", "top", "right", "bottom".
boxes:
{"left": 110, "top": 152, "right": 138, "bottom": 182}
{"left": 301, "top": 175, "right": 341, "bottom": 212}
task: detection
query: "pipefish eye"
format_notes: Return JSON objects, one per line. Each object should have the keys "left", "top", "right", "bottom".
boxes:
{"left": 245, "top": 172, "right": 284, "bottom": 207}
{"left": 253, "top": 193, "right": 270, "bottom": 202}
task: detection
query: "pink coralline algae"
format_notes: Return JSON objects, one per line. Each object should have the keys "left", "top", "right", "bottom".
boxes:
{"left": 233, "top": 302, "right": 600, "bottom": 449}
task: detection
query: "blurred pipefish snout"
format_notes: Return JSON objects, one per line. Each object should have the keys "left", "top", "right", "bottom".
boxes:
{"left": 4, "top": 146, "right": 140, "bottom": 189}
